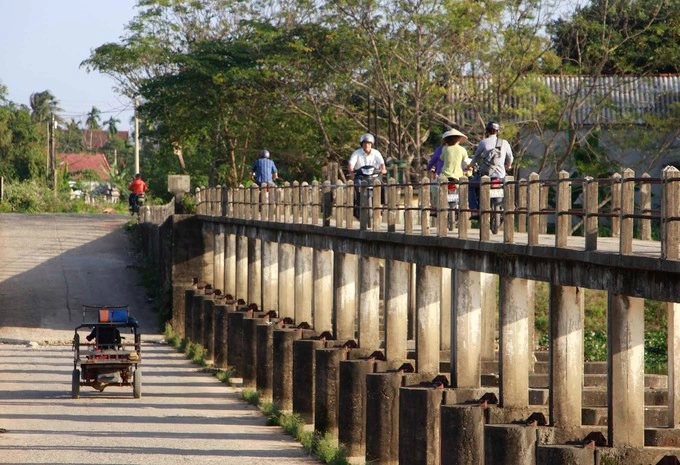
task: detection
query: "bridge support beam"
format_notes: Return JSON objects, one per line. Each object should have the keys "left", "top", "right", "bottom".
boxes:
{"left": 441, "top": 268, "right": 452, "bottom": 351}
{"left": 385, "top": 259, "right": 410, "bottom": 360}
{"left": 416, "top": 265, "right": 441, "bottom": 375}
{"left": 499, "top": 277, "right": 530, "bottom": 408}
{"left": 452, "top": 269, "right": 482, "bottom": 388}
{"left": 200, "top": 222, "right": 214, "bottom": 286}
{"left": 295, "top": 245, "right": 313, "bottom": 326}
{"left": 335, "top": 252, "right": 358, "bottom": 341}
{"left": 213, "top": 225, "right": 224, "bottom": 293}
{"left": 313, "top": 249, "right": 334, "bottom": 334}
{"left": 278, "top": 243, "right": 295, "bottom": 319}
{"left": 480, "top": 272, "right": 497, "bottom": 362}
{"left": 549, "top": 285, "right": 584, "bottom": 427}
{"left": 669, "top": 302, "right": 680, "bottom": 427}
{"left": 262, "top": 240, "right": 278, "bottom": 312}
{"left": 608, "top": 293, "right": 644, "bottom": 447}
{"left": 248, "top": 238, "right": 261, "bottom": 309}
{"left": 359, "top": 256, "right": 381, "bottom": 349}
{"left": 235, "top": 235, "right": 248, "bottom": 302}
{"left": 224, "top": 233, "right": 236, "bottom": 296}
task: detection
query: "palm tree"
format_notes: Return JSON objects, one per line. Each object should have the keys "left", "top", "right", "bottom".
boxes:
{"left": 104, "top": 116, "right": 120, "bottom": 137}
{"left": 85, "top": 106, "right": 101, "bottom": 130}
{"left": 29, "top": 90, "right": 61, "bottom": 124}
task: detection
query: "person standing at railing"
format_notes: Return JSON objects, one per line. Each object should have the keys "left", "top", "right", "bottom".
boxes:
{"left": 348, "top": 133, "right": 386, "bottom": 218}
{"left": 427, "top": 143, "right": 444, "bottom": 214}
{"left": 468, "top": 121, "right": 513, "bottom": 215}
{"left": 252, "top": 149, "right": 278, "bottom": 185}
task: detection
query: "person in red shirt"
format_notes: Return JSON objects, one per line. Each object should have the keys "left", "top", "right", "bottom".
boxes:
{"left": 128, "top": 173, "right": 148, "bottom": 212}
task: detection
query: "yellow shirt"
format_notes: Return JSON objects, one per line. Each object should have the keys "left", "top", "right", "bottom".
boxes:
{"left": 441, "top": 144, "right": 467, "bottom": 179}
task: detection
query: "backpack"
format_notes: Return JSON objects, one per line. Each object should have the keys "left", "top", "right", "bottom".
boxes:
{"left": 479, "top": 138, "right": 503, "bottom": 176}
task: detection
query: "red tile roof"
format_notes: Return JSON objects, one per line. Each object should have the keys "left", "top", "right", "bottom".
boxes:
{"left": 57, "top": 153, "right": 112, "bottom": 180}
{"left": 81, "top": 130, "right": 129, "bottom": 150}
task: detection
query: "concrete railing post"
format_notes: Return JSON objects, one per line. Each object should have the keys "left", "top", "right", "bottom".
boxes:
{"left": 584, "top": 177, "right": 598, "bottom": 251}
{"left": 528, "top": 173, "right": 540, "bottom": 245}
{"left": 620, "top": 168, "right": 635, "bottom": 255}
{"left": 555, "top": 170, "right": 570, "bottom": 248}
{"left": 640, "top": 173, "right": 652, "bottom": 241}
{"left": 611, "top": 172, "right": 622, "bottom": 238}
{"left": 662, "top": 166, "right": 680, "bottom": 260}
{"left": 517, "top": 178, "right": 527, "bottom": 233}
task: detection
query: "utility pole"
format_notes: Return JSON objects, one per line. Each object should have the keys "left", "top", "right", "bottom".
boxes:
{"left": 134, "top": 97, "right": 140, "bottom": 175}
{"left": 49, "top": 114, "right": 57, "bottom": 193}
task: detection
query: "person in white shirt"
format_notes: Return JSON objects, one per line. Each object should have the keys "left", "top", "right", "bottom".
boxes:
{"left": 348, "top": 133, "right": 386, "bottom": 176}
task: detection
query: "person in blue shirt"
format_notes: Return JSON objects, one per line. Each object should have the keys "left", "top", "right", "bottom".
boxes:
{"left": 252, "top": 150, "right": 278, "bottom": 184}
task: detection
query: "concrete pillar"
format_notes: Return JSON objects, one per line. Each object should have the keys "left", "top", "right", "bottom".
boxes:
{"left": 484, "top": 424, "right": 537, "bottom": 465}
{"left": 549, "top": 284, "right": 584, "bottom": 427}
{"left": 278, "top": 243, "right": 295, "bottom": 319}
{"left": 335, "top": 253, "right": 358, "bottom": 341}
{"left": 608, "top": 293, "right": 645, "bottom": 447}
{"left": 235, "top": 235, "right": 248, "bottom": 302}
{"left": 191, "top": 294, "right": 204, "bottom": 346}
{"left": 224, "top": 234, "right": 236, "bottom": 296}
{"left": 359, "top": 256, "right": 381, "bottom": 349}
{"left": 241, "top": 313, "right": 262, "bottom": 388}
{"left": 213, "top": 225, "right": 225, "bottom": 293}
{"left": 256, "top": 320, "right": 274, "bottom": 402}
{"left": 441, "top": 405, "right": 485, "bottom": 465}
{"left": 399, "top": 386, "right": 444, "bottom": 465}
{"left": 480, "top": 272, "right": 497, "bottom": 361}
{"left": 183, "top": 288, "right": 196, "bottom": 341}
{"left": 385, "top": 259, "right": 410, "bottom": 360}
{"left": 172, "top": 285, "right": 188, "bottom": 338}
{"left": 203, "top": 298, "right": 215, "bottom": 363}
{"left": 669, "top": 302, "right": 680, "bottom": 427}
{"left": 338, "top": 359, "right": 379, "bottom": 459}
{"left": 293, "top": 339, "right": 326, "bottom": 424}
{"left": 262, "top": 240, "right": 278, "bottom": 312}
{"left": 313, "top": 249, "right": 334, "bottom": 334}
{"left": 441, "top": 268, "right": 452, "bottom": 351}
{"left": 314, "top": 346, "right": 347, "bottom": 437}
{"left": 294, "top": 246, "right": 313, "bottom": 326}
{"left": 499, "top": 277, "right": 530, "bottom": 408}
{"left": 452, "top": 270, "right": 482, "bottom": 388}
{"left": 200, "top": 222, "right": 214, "bottom": 285}
{"left": 273, "top": 327, "right": 303, "bottom": 412}
{"left": 366, "top": 371, "right": 406, "bottom": 465}
{"left": 415, "top": 265, "right": 442, "bottom": 375}
{"left": 247, "top": 238, "right": 262, "bottom": 309}
{"left": 227, "top": 309, "right": 245, "bottom": 374}
{"left": 213, "top": 303, "right": 229, "bottom": 369}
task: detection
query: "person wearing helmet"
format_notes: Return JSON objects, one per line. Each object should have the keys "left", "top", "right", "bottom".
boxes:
{"left": 468, "top": 121, "right": 513, "bottom": 211}
{"left": 348, "top": 133, "right": 386, "bottom": 177}
{"left": 252, "top": 149, "right": 278, "bottom": 184}
{"left": 128, "top": 173, "right": 148, "bottom": 212}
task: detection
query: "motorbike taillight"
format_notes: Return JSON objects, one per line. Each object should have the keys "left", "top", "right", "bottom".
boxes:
{"left": 491, "top": 179, "right": 502, "bottom": 188}
{"left": 447, "top": 183, "right": 456, "bottom": 192}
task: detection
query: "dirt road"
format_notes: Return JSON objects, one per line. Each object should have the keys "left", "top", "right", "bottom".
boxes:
{"left": 0, "top": 213, "right": 319, "bottom": 464}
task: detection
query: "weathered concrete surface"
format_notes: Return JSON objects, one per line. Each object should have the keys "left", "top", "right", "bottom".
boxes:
{"left": 0, "top": 343, "right": 320, "bottom": 465}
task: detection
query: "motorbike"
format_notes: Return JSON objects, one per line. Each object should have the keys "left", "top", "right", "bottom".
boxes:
{"left": 130, "top": 193, "right": 145, "bottom": 218}
{"left": 489, "top": 177, "right": 504, "bottom": 234}
{"left": 353, "top": 165, "right": 381, "bottom": 225}
{"left": 445, "top": 177, "right": 460, "bottom": 229}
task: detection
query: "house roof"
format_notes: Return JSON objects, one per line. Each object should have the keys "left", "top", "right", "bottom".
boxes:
{"left": 57, "top": 153, "right": 111, "bottom": 181}
{"left": 81, "top": 130, "right": 129, "bottom": 150}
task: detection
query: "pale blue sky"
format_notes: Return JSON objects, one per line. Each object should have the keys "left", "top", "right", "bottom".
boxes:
{"left": 0, "top": 0, "right": 138, "bottom": 130}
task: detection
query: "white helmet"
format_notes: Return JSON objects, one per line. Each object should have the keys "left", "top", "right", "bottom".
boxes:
{"left": 359, "top": 133, "right": 375, "bottom": 145}
{"left": 260, "top": 149, "right": 270, "bottom": 158}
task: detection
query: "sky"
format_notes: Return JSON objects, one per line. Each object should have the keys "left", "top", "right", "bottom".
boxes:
{"left": 0, "top": 0, "right": 139, "bottom": 131}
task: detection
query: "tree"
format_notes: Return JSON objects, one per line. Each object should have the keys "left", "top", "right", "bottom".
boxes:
{"left": 29, "top": 90, "right": 61, "bottom": 124}
{"left": 85, "top": 106, "right": 101, "bottom": 130}
{"left": 104, "top": 116, "right": 120, "bottom": 137}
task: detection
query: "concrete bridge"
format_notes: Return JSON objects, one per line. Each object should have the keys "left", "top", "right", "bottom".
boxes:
{"left": 141, "top": 167, "right": 680, "bottom": 465}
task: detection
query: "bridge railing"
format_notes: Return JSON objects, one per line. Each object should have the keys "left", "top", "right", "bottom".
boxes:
{"left": 195, "top": 167, "right": 680, "bottom": 260}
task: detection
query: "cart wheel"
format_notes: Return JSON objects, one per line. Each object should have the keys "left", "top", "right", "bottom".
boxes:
{"left": 133, "top": 368, "right": 142, "bottom": 399}
{"left": 71, "top": 369, "right": 80, "bottom": 399}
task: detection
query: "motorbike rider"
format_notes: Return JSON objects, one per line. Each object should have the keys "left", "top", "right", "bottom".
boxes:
{"left": 348, "top": 133, "right": 386, "bottom": 177}
{"left": 468, "top": 121, "right": 513, "bottom": 213}
{"left": 128, "top": 173, "right": 148, "bottom": 212}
